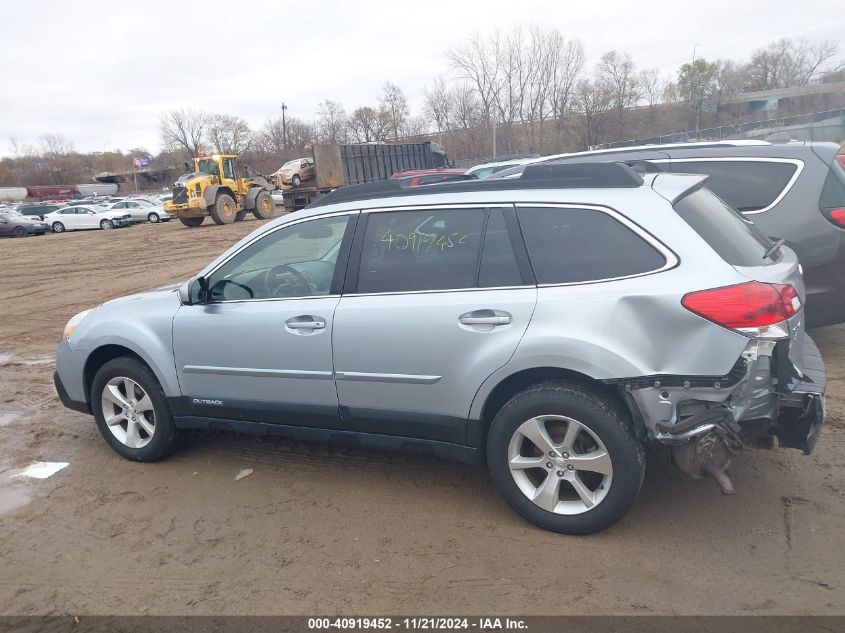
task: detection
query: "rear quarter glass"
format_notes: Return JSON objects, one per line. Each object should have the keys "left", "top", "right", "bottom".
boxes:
{"left": 673, "top": 188, "right": 775, "bottom": 267}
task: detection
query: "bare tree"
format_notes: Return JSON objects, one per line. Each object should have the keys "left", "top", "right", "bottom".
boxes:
{"left": 548, "top": 35, "right": 585, "bottom": 128}
{"left": 744, "top": 38, "right": 838, "bottom": 90}
{"left": 447, "top": 31, "right": 502, "bottom": 128}
{"left": 573, "top": 79, "right": 614, "bottom": 149}
{"left": 159, "top": 108, "right": 208, "bottom": 156}
{"left": 285, "top": 117, "right": 315, "bottom": 150}
{"left": 424, "top": 76, "right": 453, "bottom": 143}
{"left": 596, "top": 51, "right": 640, "bottom": 113}
{"left": 206, "top": 114, "right": 252, "bottom": 154}
{"left": 379, "top": 82, "right": 410, "bottom": 141}
{"left": 638, "top": 68, "right": 664, "bottom": 110}
{"left": 39, "top": 133, "right": 74, "bottom": 157}
{"left": 348, "top": 106, "right": 390, "bottom": 143}
{"left": 315, "top": 100, "right": 348, "bottom": 144}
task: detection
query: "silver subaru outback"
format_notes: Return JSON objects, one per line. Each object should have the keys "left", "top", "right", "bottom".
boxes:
{"left": 54, "top": 163, "right": 826, "bottom": 534}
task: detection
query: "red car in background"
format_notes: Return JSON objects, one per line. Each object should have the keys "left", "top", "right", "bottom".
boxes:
{"left": 389, "top": 168, "right": 477, "bottom": 187}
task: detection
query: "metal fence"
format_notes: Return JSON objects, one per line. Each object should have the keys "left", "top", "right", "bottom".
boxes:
{"left": 594, "top": 108, "right": 845, "bottom": 149}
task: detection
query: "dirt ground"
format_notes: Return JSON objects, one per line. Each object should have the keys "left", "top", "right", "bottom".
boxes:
{"left": 0, "top": 217, "right": 844, "bottom": 616}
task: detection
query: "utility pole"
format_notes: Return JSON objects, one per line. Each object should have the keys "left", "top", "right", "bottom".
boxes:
{"left": 280, "top": 103, "right": 288, "bottom": 150}
{"left": 689, "top": 44, "right": 699, "bottom": 140}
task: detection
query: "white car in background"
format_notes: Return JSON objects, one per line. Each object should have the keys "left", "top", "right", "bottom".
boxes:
{"left": 106, "top": 199, "right": 174, "bottom": 223}
{"left": 465, "top": 159, "right": 526, "bottom": 179}
{"left": 43, "top": 205, "right": 132, "bottom": 232}
{"left": 271, "top": 190, "right": 284, "bottom": 205}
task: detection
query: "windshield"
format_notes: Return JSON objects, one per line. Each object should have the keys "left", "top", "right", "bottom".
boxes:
{"left": 281, "top": 160, "right": 302, "bottom": 170}
{"left": 196, "top": 159, "right": 220, "bottom": 176}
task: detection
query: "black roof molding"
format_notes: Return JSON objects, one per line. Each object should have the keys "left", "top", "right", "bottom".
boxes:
{"left": 307, "top": 162, "right": 644, "bottom": 208}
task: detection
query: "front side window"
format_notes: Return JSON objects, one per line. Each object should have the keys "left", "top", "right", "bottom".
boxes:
{"left": 518, "top": 206, "right": 667, "bottom": 284}
{"left": 669, "top": 160, "right": 799, "bottom": 212}
{"left": 203, "top": 215, "right": 350, "bottom": 302}
{"left": 357, "top": 208, "right": 487, "bottom": 293}
{"left": 223, "top": 159, "right": 236, "bottom": 180}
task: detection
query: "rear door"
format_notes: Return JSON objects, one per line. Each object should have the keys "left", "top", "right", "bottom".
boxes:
{"left": 332, "top": 205, "right": 537, "bottom": 443}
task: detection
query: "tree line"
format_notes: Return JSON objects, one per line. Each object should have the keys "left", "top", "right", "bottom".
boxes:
{"left": 2, "top": 27, "right": 841, "bottom": 188}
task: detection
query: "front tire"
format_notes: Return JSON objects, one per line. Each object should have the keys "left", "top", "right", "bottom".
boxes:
{"left": 147, "top": 212, "right": 160, "bottom": 223}
{"left": 91, "top": 357, "right": 180, "bottom": 462}
{"left": 100, "top": 219, "right": 113, "bottom": 230}
{"left": 52, "top": 222, "right": 65, "bottom": 233}
{"left": 252, "top": 191, "right": 273, "bottom": 219}
{"left": 486, "top": 381, "right": 645, "bottom": 535}
{"left": 14, "top": 226, "right": 27, "bottom": 238}
{"left": 292, "top": 174, "right": 301, "bottom": 187}
{"left": 209, "top": 193, "right": 236, "bottom": 225}
{"left": 235, "top": 210, "right": 247, "bottom": 221}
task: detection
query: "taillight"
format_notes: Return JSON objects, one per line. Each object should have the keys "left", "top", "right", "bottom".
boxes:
{"left": 836, "top": 154, "right": 845, "bottom": 170}
{"left": 682, "top": 281, "right": 801, "bottom": 339}
{"left": 829, "top": 209, "right": 845, "bottom": 227}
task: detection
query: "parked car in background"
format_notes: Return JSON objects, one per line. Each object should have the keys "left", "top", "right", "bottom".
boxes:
{"left": 274, "top": 157, "right": 315, "bottom": 187}
{"left": 390, "top": 168, "right": 476, "bottom": 187}
{"left": 54, "top": 163, "right": 824, "bottom": 535}
{"left": 0, "top": 211, "right": 49, "bottom": 237}
{"left": 17, "top": 203, "right": 64, "bottom": 220}
{"left": 466, "top": 159, "right": 526, "bottom": 179}
{"left": 271, "top": 190, "right": 285, "bottom": 206}
{"left": 44, "top": 206, "right": 132, "bottom": 232}
{"left": 521, "top": 140, "right": 845, "bottom": 327}
{"left": 107, "top": 199, "right": 174, "bottom": 223}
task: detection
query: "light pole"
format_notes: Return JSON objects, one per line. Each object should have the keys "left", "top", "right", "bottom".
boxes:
{"left": 689, "top": 44, "right": 699, "bottom": 139}
{"left": 280, "top": 103, "right": 288, "bottom": 150}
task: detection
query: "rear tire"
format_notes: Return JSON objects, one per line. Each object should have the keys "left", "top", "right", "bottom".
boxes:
{"left": 209, "top": 193, "right": 236, "bottom": 225}
{"left": 252, "top": 191, "right": 273, "bottom": 219}
{"left": 100, "top": 219, "right": 113, "bottom": 230}
{"left": 147, "top": 212, "right": 160, "bottom": 223}
{"left": 14, "top": 226, "right": 27, "bottom": 238}
{"left": 486, "top": 381, "right": 645, "bottom": 535}
{"left": 52, "top": 222, "right": 65, "bottom": 233}
{"left": 235, "top": 210, "right": 247, "bottom": 221}
{"left": 179, "top": 216, "right": 204, "bottom": 228}
{"left": 91, "top": 357, "right": 180, "bottom": 462}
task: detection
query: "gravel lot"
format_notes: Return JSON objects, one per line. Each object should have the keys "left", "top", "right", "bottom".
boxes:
{"left": 0, "top": 217, "right": 843, "bottom": 615}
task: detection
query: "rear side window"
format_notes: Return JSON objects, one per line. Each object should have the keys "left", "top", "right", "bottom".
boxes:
{"left": 356, "top": 208, "right": 486, "bottom": 293}
{"left": 517, "top": 206, "right": 666, "bottom": 284}
{"left": 669, "top": 160, "right": 798, "bottom": 212}
{"left": 674, "top": 188, "right": 773, "bottom": 267}
{"left": 819, "top": 164, "right": 845, "bottom": 210}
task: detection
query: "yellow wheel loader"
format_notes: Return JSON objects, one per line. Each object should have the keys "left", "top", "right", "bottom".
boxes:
{"left": 164, "top": 154, "right": 276, "bottom": 227}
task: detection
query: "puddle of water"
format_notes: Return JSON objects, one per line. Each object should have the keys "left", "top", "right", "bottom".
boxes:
{"left": 0, "top": 412, "right": 20, "bottom": 427}
{"left": 0, "top": 486, "right": 31, "bottom": 515}
{"left": 0, "top": 353, "right": 54, "bottom": 367}
{"left": 11, "top": 462, "right": 69, "bottom": 479}
{"left": 0, "top": 353, "right": 12, "bottom": 366}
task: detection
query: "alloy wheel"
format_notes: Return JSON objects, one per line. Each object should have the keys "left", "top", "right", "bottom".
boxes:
{"left": 507, "top": 415, "right": 613, "bottom": 515}
{"left": 100, "top": 376, "right": 156, "bottom": 449}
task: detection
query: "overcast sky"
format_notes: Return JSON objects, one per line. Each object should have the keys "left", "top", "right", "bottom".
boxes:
{"left": 1, "top": 0, "right": 842, "bottom": 157}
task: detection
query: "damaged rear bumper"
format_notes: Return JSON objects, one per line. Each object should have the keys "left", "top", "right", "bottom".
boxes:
{"left": 619, "top": 333, "right": 826, "bottom": 455}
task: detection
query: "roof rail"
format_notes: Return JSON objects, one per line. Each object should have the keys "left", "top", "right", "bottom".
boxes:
{"left": 307, "top": 162, "right": 644, "bottom": 209}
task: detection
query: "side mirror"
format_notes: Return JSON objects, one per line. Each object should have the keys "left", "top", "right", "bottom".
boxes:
{"left": 178, "top": 276, "right": 207, "bottom": 305}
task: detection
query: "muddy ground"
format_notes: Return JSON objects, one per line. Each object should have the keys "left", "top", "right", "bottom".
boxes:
{"left": 0, "top": 217, "right": 843, "bottom": 616}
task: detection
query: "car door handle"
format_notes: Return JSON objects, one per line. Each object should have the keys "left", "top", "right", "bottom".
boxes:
{"left": 459, "top": 311, "right": 512, "bottom": 326}
{"left": 286, "top": 316, "right": 326, "bottom": 330}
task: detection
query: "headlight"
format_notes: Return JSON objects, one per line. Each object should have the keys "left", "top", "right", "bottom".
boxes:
{"left": 63, "top": 309, "right": 92, "bottom": 339}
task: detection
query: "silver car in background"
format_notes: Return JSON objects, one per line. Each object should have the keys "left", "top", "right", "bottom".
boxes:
{"left": 53, "top": 163, "right": 825, "bottom": 534}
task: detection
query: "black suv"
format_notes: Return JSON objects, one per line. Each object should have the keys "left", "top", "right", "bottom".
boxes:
{"left": 523, "top": 141, "right": 845, "bottom": 328}
{"left": 17, "top": 203, "right": 65, "bottom": 220}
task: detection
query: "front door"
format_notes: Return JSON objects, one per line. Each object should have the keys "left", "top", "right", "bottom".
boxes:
{"left": 332, "top": 206, "right": 537, "bottom": 444}
{"left": 172, "top": 212, "right": 356, "bottom": 428}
